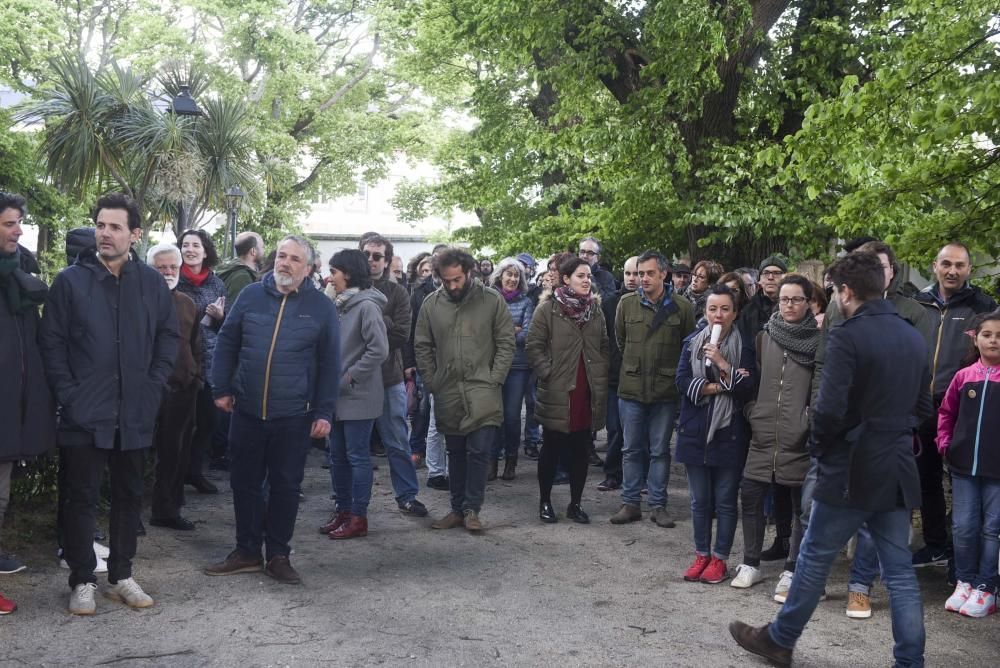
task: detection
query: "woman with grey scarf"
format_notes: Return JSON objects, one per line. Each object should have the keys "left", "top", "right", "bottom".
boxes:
{"left": 676, "top": 285, "right": 758, "bottom": 585}
{"left": 732, "top": 275, "right": 822, "bottom": 598}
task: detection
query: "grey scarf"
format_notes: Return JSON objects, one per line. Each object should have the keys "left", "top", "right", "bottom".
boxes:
{"left": 763, "top": 310, "right": 821, "bottom": 367}
{"left": 334, "top": 287, "right": 360, "bottom": 310}
{"left": 689, "top": 324, "right": 743, "bottom": 444}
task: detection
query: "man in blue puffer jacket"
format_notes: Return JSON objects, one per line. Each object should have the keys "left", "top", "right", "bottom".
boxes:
{"left": 205, "top": 235, "right": 340, "bottom": 585}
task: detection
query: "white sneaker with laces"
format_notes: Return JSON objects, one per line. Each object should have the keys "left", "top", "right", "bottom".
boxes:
{"left": 773, "top": 570, "right": 794, "bottom": 603}
{"left": 69, "top": 582, "right": 98, "bottom": 615}
{"left": 730, "top": 564, "right": 764, "bottom": 589}
{"left": 93, "top": 542, "right": 110, "bottom": 559}
{"left": 958, "top": 586, "right": 996, "bottom": 618}
{"left": 946, "top": 581, "right": 973, "bottom": 612}
{"left": 105, "top": 577, "right": 154, "bottom": 609}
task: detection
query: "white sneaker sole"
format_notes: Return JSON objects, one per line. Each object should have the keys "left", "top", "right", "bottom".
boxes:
{"left": 846, "top": 608, "right": 872, "bottom": 619}
{"left": 731, "top": 577, "right": 763, "bottom": 589}
{"left": 104, "top": 591, "right": 154, "bottom": 609}
{"left": 68, "top": 605, "right": 96, "bottom": 616}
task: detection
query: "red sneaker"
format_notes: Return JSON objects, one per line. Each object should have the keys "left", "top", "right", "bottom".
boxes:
{"left": 700, "top": 556, "right": 729, "bottom": 584}
{"left": 684, "top": 554, "right": 712, "bottom": 582}
{"left": 0, "top": 592, "right": 16, "bottom": 615}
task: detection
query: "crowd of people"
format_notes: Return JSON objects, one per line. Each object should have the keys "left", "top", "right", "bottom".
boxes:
{"left": 1, "top": 189, "right": 999, "bottom": 666}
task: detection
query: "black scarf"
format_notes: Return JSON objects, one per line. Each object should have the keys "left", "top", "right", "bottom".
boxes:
{"left": 0, "top": 250, "right": 47, "bottom": 315}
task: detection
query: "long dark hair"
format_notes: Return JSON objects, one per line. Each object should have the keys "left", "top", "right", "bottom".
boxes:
{"left": 329, "top": 249, "right": 372, "bottom": 290}
{"left": 177, "top": 228, "right": 219, "bottom": 269}
{"left": 962, "top": 310, "right": 1000, "bottom": 366}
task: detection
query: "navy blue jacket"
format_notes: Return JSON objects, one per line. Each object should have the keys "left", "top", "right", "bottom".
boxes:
{"left": 810, "top": 299, "right": 933, "bottom": 512}
{"left": 40, "top": 249, "right": 178, "bottom": 450}
{"left": 675, "top": 327, "right": 757, "bottom": 468}
{"left": 212, "top": 272, "right": 340, "bottom": 422}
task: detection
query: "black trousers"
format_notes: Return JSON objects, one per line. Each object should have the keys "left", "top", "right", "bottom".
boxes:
{"left": 538, "top": 429, "right": 590, "bottom": 506}
{"left": 742, "top": 478, "right": 803, "bottom": 569}
{"left": 151, "top": 385, "right": 199, "bottom": 520}
{"left": 62, "top": 437, "right": 145, "bottom": 588}
{"left": 187, "top": 383, "right": 219, "bottom": 478}
{"left": 772, "top": 482, "right": 793, "bottom": 541}
{"left": 916, "top": 415, "right": 949, "bottom": 548}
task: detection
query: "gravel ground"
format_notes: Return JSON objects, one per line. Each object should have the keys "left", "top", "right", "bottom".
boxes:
{"left": 1, "top": 443, "right": 996, "bottom": 667}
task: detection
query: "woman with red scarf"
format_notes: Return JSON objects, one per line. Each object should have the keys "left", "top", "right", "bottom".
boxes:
{"left": 526, "top": 256, "right": 609, "bottom": 524}
{"left": 176, "top": 229, "right": 227, "bottom": 496}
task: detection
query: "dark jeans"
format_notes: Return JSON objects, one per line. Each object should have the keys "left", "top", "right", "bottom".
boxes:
{"left": 408, "top": 373, "right": 430, "bottom": 456}
{"left": 62, "top": 438, "right": 145, "bottom": 588}
{"left": 151, "top": 385, "right": 199, "bottom": 520}
{"left": 445, "top": 427, "right": 492, "bottom": 514}
{"left": 771, "top": 483, "right": 793, "bottom": 541}
{"left": 228, "top": 411, "right": 312, "bottom": 561}
{"left": 188, "top": 383, "right": 221, "bottom": 478}
{"left": 603, "top": 386, "right": 623, "bottom": 480}
{"left": 685, "top": 463, "right": 742, "bottom": 559}
{"left": 523, "top": 374, "right": 541, "bottom": 447}
{"left": 916, "top": 415, "right": 949, "bottom": 549}
{"left": 493, "top": 368, "right": 532, "bottom": 459}
{"left": 741, "top": 478, "right": 802, "bottom": 568}
{"left": 770, "top": 501, "right": 925, "bottom": 667}
{"left": 538, "top": 429, "right": 590, "bottom": 506}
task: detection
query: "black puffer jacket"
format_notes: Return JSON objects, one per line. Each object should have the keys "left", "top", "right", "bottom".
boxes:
{"left": 40, "top": 249, "right": 179, "bottom": 450}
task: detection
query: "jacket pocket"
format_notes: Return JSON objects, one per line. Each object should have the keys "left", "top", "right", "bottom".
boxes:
{"left": 652, "top": 366, "right": 677, "bottom": 395}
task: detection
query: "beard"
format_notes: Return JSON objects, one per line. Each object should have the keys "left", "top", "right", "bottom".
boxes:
{"left": 274, "top": 271, "right": 299, "bottom": 290}
{"left": 164, "top": 275, "right": 179, "bottom": 290}
{"left": 445, "top": 276, "right": 473, "bottom": 303}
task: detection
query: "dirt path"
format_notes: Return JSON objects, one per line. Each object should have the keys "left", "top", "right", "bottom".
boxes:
{"left": 1, "top": 446, "right": 994, "bottom": 667}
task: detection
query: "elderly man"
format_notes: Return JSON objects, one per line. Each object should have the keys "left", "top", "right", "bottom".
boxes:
{"left": 205, "top": 235, "right": 340, "bottom": 585}
{"left": 579, "top": 236, "right": 618, "bottom": 301}
{"left": 40, "top": 192, "right": 178, "bottom": 615}
{"left": 146, "top": 243, "right": 203, "bottom": 531}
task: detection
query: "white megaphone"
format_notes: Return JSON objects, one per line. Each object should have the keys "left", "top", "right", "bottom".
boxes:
{"left": 705, "top": 324, "right": 722, "bottom": 368}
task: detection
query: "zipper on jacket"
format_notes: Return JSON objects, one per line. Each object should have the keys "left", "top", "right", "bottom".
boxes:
{"left": 971, "top": 367, "right": 992, "bottom": 476}
{"left": 929, "top": 305, "right": 947, "bottom": 395}
{"left": 261, "top": 294, "right": 289, "bottom": 420}
{"left": 773, "top": 350, "right": 787, "bottom": 474}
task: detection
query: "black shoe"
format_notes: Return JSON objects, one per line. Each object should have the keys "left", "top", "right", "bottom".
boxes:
{"left": 208, "top": 457, "right": 229, "bottom": 472}
{"left": 264, "top": 555, "right": 301, "bottom": 585}
{"left": 136, "top": 519, "right": 146, "bottom": 536}
{"left": 567, "top": 503, "right": 590, "bottom": 524}
{"left": 523, "top": 444, "right": 540, "bottom": 460}
{"left": 93, "top": 529, "right": 107, "bottom": 542}
{"left": 371, "top": 442, "right": 386, "bottom": 457}
{"left": 760, "top": 537, "right": 790, "bottom": 562}
{"left": 588, "top": 451, "right": 604, "bottom": 467}
{"left": 398, "top": 499, "right": 429, "bottom": 517}
{"left": 488, "top": 459, "right": 499, "bottom": 481}
{"left": 912, "top": 544, "right": 951, "bottom": 568}
{"left": 539, "top": 501, "right": 557, "bottom": 524}
{"left": 553, "top": 472, "right": 570, "bottom": 485}
{"left": 728, "top": 622, "right": 791, "bottom": 667}
{"left": 597, "top": 477, "right": 621, "bottom": 492}
{"left": 427, "top": 475, "right": 449, "bottom": 491}
{"left": 150, "top": 516, "right": 196, "bottom": 531}
{"left": 186, "top": 476, "right": 219, "bottom": 495}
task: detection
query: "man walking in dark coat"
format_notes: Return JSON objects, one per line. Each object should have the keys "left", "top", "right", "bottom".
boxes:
{"left": 729, "top": 251, "right": 932, "bottom": 668}
{"left": 40, "top": 193, "right": 179, "bottom": 615}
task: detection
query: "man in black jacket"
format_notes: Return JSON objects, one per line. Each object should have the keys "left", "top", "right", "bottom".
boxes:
{"left": 40, "top": 193, "right": 178, "bottom": 616}
{"left": 910, "top": 242, "right": 997, "bottom": 567}
{"left": 730, "top": 251, "right": 931, "bottom": 668}
{"left": 579, "top": 236, "right": 618, "bottom": 301}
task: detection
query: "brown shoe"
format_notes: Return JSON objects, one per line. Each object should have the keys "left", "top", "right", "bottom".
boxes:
{"left": 463, "top": 509, "right": 483, "bottom": 532}
{"left": 609, "top": 503, "right": 642, "bottom": 524}
{"left": 330, "top": 515, "right": 368, "bottom": 539}
{"left": 728, "top": 621, "right": 792, "bottom": 667}
{"left": 264, "top": 555, "right": 301, "bottom": 585}
{"left": 431, "top": 511, "right": 464, "bottom": 530}
{"left": 204, "top": 549, "right": 263, "bottom": 576}
{"left": 319, "top": 510, "right": 350, "bottom": 534}
{"left": 500, "top": 456, "right": 517, "bottom": 480}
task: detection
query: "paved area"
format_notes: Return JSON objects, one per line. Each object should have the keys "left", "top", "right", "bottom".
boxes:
{"left": 1, "top": 447, "right": 995, "bottom": 667}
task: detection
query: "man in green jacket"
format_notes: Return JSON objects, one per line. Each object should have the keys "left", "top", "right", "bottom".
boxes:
{"left": 415, "top": 248, "right": 515, "bottom": 532}
{"left": 611, "top": 250, "right": 696, "bottom": 528}
{"left": 216, "top": 232, "right": 264, "bottom": 310}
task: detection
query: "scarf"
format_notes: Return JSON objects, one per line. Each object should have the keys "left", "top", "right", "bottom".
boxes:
{"left": 0, "top": 251, "right": 47, "bottom": 315}
{"left": 553, "top": 286, "right": 595, "bottom": 328}
{"left": 181, "top": 263, "right": 210, "bottom": 287}
{"left": 684, "top": 284, "right": 708, "bottom": 317}
{"left": 334, "top": 287, "right": 360, "bottom": 310}
{"left": 763, "top": 309, "right": 821, "bottom": 368}
{"left": 501, "top": 288, "right": 522, "bottom": 303}
{"left": 689, "top": 324, "right": 743, "bottom": 444}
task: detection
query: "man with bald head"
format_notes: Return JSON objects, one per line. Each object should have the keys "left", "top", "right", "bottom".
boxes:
{"left": 597, "top": 256, "right": 640, "bottom": 491}
{"left": 217, "top": 231, "right": 264, "bottom": 309}
{"left": 911, "top": 242, "right": 996, "bottom": 569}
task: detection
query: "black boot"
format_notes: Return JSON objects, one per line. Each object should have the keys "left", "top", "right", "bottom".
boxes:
{"left": 760, "top": 537, "right": 790, "bottom": 562}
{"left": 488, "top": 459, "right": 499, "bottom": 481}
{"left": 539, "top": 501, "right": 557, "bottom": 523}
{"left": 500, "top": 455, "right": 517, "bottom": 480}
{"left": 567, "top": 503, "right": 590, "bottom": 524}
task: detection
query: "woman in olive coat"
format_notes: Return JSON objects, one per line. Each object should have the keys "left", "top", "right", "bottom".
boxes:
{"left": 526, "top": 256, "right": 609, "bottom": 524}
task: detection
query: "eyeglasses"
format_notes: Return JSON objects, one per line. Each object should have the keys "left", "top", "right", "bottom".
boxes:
{"left": 761, "top": 270, "right": 784, "bottom": 278}
{"left": 578, "top": 249, "right": 598, "bottom": 257}
{"left": 778, "top": 296, "right": 807, "bottom": 305}
{"left": 364, "top": 252, "right": 385, "bottom": 261}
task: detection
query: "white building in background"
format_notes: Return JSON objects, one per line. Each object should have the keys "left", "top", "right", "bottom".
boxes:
{"left": 303, "top": 155, "right": 476, "bottom": 273}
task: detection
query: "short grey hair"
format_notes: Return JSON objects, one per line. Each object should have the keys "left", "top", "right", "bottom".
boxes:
{"left": 579, "top": 236, "right": 602, "bottom": 253}
{"left": 279, "top": 234, "right": 316, "bottom": 265}
{"left": 146, "top": 242, "right": 181, "bottom": 265}
{"left": 490, "top": 257, "right": 528, "bottom": 293}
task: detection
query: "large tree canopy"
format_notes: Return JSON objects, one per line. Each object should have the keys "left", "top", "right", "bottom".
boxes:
{"left": 395, "top": 0, "right": 998, "bottom": 271}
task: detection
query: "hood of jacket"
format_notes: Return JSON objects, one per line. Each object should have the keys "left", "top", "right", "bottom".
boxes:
{"left": 339, "top": 286, "right": 388, "bottom": 313}
{"left": 217, "top": 258, "right": 258, "bottom": 282}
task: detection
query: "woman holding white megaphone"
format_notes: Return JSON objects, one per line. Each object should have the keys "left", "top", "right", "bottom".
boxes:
{"left": 676, "top": 284, "right": 757, "bottom": 585}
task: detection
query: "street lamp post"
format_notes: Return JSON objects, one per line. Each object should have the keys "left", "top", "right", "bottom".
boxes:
{"left": 168, "top": 85, "right": 203, "bottom": 235}
{"left": 225, "top": 185, "right": 244, "bottom": 258}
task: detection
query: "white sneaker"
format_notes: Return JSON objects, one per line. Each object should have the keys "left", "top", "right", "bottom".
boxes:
{"left": 69, "top": 582, "right": 98, "bottom": 615}
{"left": 59, "top": 549, "right": 109, "bottom": 574}
{"left": 958, "top": 586, "right": 997, "bottom": 618}
{"left": 93, "top": 542, "right": 110, "bottom": 559}
{"left": 104, "top": 577, "right": 154, "bottom": 609}
{"left": 946, "top": 581, "right": 973, "bottom": 612}
{"left": 730, "top": 564, "right": 764, "bottom": 589}
{"left": 773, "top": 570, "right": 794, "bottom": 603}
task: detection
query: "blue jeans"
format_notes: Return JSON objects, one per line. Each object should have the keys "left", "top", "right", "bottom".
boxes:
{"left": 770, "top": 500, "right": 925, "bottom": 667}
{"left": 329, "top": 419, "right": 376, "bottom": 517}
{"left": 493, "top": 368, "right": 532, "bottom": 459}
{"left": 619, "top": 399, "right": 676, "bottom": 508}
{"left": 849, "top": 525, "right": 881, "bottom": 594}
{"left": 377, "top": 383, "right": 420, "bottom": 504}
{"left": 229, "top": 411, "right": 313, "bottom": 561}
{"left": 951, "top": 472, "right": 1000, "bottom": 591}
{"left": 523, "top": 374, "right": 541, "bottom": 447}
{"left": 685, "top": 463, "right": 742, "bottom": 559}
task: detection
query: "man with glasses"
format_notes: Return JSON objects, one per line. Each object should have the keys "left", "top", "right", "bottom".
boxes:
{"left": 579, "top": 237, "right": 618, "bottom": 301}
{"left": 738, "top": 256, "right": 786, "bottom": 339}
